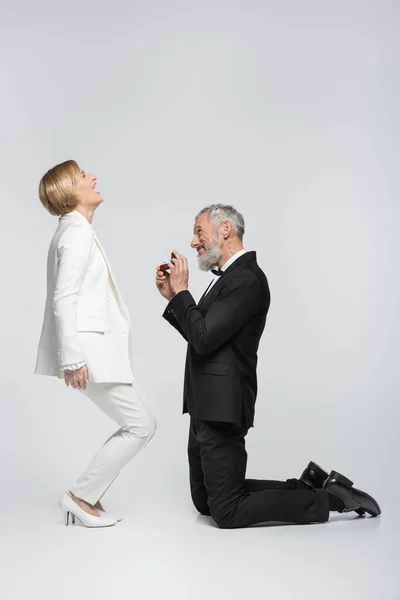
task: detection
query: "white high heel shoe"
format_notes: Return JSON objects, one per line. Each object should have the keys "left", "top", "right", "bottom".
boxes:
{"left": 60, "top": 493, "right": 117, "bottom": 528}
{"left": 99, "top": 509, "right": 123, "bottom": 522}
{"left": 98, "top": 508, "right": 123, "bottom": 522}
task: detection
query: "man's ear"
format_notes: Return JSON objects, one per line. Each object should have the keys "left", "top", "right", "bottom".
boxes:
{"left": 223, "top": 220, "right": 231, "bottom": 239}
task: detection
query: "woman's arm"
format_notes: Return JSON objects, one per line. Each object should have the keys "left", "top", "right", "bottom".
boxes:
{"left": 53, "top": 224, "right": 93, "bottom": 367}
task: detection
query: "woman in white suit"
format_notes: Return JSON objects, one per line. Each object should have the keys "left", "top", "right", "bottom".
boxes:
{"left": 35, "top": 160, "right": 156, "bottom": 528}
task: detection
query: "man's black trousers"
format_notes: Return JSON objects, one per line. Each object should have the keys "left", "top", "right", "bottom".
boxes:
{"left": 188, "top": 417, "right": 330, "bottom": 529}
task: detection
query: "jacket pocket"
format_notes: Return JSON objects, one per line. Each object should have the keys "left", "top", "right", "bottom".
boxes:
{"left": 77, "top": 316, "right": 105, "bottom": 333}
{"left": 198, "top": 362, "right": 229, "bottom": 376}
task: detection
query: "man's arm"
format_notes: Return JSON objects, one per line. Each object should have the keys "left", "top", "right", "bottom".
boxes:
{"left": 164, "top": 274, "right": 260, "bottom": 355}
{"left": 162, "top": 306, "right": 188, "bottom": 341}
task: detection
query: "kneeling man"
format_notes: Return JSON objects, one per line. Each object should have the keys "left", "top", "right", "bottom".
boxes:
{"left": 156, "top": 204, "right": 380, "bottom": 529}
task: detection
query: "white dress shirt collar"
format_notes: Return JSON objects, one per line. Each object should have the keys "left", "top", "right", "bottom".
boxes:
{"left": 220, "top": 248, "right": 248, "bottom": 271}
{"left": 204, "top": 249, "right": 248, "bottom": 297}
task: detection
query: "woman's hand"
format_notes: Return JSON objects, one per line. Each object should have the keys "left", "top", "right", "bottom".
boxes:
{"left": 64, "top": 365, "right": 89, "bottom": 390}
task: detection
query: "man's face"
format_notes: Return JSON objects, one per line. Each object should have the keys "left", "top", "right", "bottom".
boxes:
{"left": 191, "top": 212, "right": 222, "bottom": 271}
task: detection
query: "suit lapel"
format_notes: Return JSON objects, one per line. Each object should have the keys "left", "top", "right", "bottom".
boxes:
{"left": 198, "top": 275, "right": 224, "bottom": 309}
{"left": 92, "top": 232, "right": 116, "bottom": 284}
{"left": 198, "top": 280, "right": 214, "bottom": 307}
{"left": 92, "top": 231, "right": 130, "bottom": 322}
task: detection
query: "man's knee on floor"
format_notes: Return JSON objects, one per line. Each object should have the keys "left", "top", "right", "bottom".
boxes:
{"left": 190, "top": 491, "right": 211, "bottom": 516}
{"left": 192, "top": 499, "right": 211, "bottom": 516}
{"left": 209, "top": 507, "right": 235, "bottom": 529}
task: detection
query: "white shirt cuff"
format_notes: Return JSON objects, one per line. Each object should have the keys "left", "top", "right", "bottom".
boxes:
{"left": 60, "top": 361, "right": 86, "bottom": 371}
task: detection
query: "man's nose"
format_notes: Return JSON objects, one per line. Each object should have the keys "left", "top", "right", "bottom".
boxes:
{"left": 191, "top": 237, "right": 198, "bottom": 249}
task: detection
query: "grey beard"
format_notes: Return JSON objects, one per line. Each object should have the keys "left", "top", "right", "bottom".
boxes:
{"left": 197, "top": 243, "right": 222, "bottom": 271}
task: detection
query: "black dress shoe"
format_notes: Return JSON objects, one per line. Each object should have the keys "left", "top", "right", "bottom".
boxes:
{"left": 323, "top": 470, "right": 381, "bottom": 517}
{"left": 300, "top": 461, "right": 329, "bottom": 488}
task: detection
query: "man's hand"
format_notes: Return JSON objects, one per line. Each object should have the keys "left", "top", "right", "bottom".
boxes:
{"left": 64, "top": 365, "right": 89, "bottom": 390}
{"left": 156, "top": 266, "right": 175, "bottom": 302}
{"left": 169, "top": 250, "right": 189, "bottom": 295}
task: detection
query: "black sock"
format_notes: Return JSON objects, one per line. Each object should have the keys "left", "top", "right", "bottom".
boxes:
{"left": 328, "top": 493, "right": 345, "bottom": 512}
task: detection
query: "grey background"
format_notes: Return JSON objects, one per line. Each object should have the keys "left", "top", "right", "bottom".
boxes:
{"left": 0, "top": 0, "right": 398, "bottom": 524}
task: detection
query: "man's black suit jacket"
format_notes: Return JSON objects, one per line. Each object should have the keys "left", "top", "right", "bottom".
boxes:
{"left": 163, "top": 251, "right": 270, "bottom": 429}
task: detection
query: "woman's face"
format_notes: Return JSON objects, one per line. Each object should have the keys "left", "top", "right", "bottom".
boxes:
{"left": 75, "top": 168, "right": 103, "bottom": 209}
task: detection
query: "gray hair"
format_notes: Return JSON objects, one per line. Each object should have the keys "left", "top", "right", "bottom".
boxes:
{"left": 195, "top": 204, "right": 245, "bottom": 241}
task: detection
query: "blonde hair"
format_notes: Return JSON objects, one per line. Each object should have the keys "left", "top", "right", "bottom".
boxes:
{"left": 38, "top": 160, "right": 81, "bottom": 216}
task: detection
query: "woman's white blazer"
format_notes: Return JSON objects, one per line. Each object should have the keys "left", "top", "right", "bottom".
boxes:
{"left": 35, "top": 210, "right": 134, "bottom": 383}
